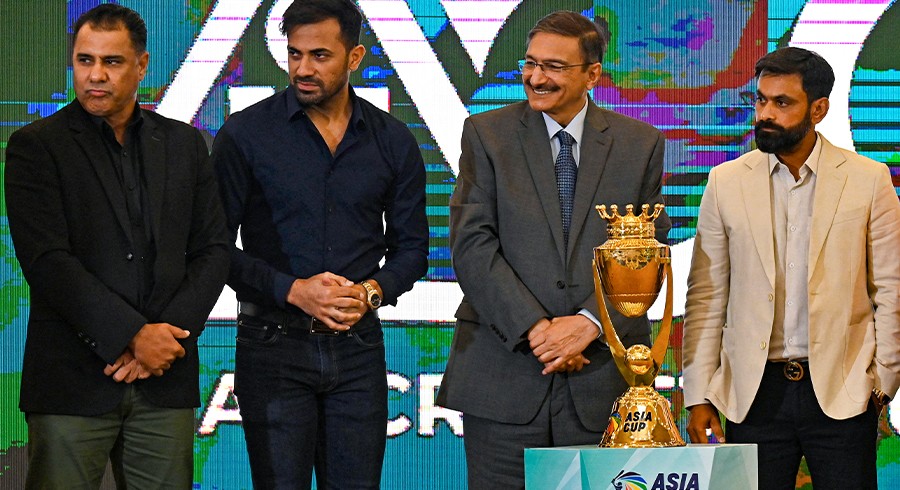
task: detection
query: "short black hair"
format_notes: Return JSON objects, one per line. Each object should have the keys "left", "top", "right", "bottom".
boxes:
{"left": 280, "top": 0, "right": 363, "bottom": 51}
{"left": 73, "top": 4, "right": 147, "bottom": 53}
{"left": 755, "top": 47, "right": 835, "bottom": 101}
{"left": 527, "top": 10, "right": 608, "bottom": 65}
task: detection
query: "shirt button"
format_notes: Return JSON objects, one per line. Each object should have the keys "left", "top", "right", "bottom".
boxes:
{"left": 327, "top": 246, "right": 332, "bottom": 252}
{"left": 556, "top": 281, "right": 566, "bottom": 289}
{"left": 768, "top": 293, "right": 774, "bottom": 302}
{"left": 789, "top": 262, "right": 795, "bottom": 269}
{"left": 760, "top": 341, "right": 767, "bottom": 350}
{"left": 126, "top": 253, "right": 134, "bottom": 261}
{"left": 790, "top": 226, "right": 796, "bottom": 232}
{"left": 788, "top": 300, "right": 794, "bottom": 306}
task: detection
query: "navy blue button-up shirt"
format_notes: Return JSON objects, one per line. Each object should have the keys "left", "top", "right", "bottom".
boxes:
{"left": 211, "top": 88, "right": 428, "bottom": 310}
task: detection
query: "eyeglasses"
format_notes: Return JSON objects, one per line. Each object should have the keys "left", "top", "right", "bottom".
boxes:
{"left": 518, "top": 59, "right": 593, "bottom": 74}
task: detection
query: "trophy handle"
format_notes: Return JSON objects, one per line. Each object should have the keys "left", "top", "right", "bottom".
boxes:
{"left": 650, "top": 261, "right": 674, "bottom": 368}
{"left": 592, "top": 259, "right": 628, "bottom": 369}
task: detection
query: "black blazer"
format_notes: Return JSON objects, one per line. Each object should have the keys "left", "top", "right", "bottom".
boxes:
{"left": 5, "top": 100, "right": 229, "bottom": 415}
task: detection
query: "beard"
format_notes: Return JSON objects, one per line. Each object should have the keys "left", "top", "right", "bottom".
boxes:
{"left": 292, "top": 73, "right": 347, "bottom": 108}
{"left": 754, "top": 111, "right": 813, "bottom": 154}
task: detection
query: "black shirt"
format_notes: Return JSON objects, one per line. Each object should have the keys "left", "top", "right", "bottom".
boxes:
{"left": 211, "top": 87, "right": 428, "bottom": 310}
{"left": 93, "top": 106, "right": 155, "bottom": 307}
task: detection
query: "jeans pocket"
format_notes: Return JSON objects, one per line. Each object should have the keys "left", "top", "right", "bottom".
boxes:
{"left": 236, "top": 315, "right": 281, "bottom": 346}
{"left": 351, "top": 326, "right": 385, "bottom": 348}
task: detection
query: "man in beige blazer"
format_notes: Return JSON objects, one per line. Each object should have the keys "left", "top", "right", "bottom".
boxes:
{"left": 683, "top": 47, "right": 900, "bottom": 489}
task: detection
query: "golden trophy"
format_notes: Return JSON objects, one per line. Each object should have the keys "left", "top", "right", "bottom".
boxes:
{"left": 593, "top": 203, "right": 684, "bottom": 448}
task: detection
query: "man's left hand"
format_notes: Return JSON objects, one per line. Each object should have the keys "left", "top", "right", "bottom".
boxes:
{"left": 341, "top": 284, "right": 369, "bottom": 326}
{"left": 104, "top": 350, "right": 152, "bottom": 383}
{"left": 341, "top": 279, "right": 383, "bottom": 327}
{"left": 528, "top": 315, "right": 599, "bottom": 375}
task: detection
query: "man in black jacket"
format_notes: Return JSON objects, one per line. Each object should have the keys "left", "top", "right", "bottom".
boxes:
{"left": 4, "top": 4, "right": 229, "bottom": 487}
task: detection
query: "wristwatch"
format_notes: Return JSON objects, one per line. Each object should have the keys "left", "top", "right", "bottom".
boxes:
{"left": 873, "top": 388, "right": 891, "bottom": 409}
{"left": 361, "top": 280, "right": 382, "bottom": 310}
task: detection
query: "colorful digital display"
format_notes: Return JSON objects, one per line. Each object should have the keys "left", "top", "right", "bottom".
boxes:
{"left": 1, "top": 1, "right": 898, "bottom": 488}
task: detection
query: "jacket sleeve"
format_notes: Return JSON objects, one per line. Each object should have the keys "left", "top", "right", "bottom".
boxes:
{"left": 450, "top": 118, "right": 550, "bottom": 350}
{"left": 867, "top": 165, "right": 900, "bottom": 398}
{"left": 682, "top": 167, "right": 731, "bottom": 407}
{"left": 154, "top": 128, "right": 230, "bottom": 334}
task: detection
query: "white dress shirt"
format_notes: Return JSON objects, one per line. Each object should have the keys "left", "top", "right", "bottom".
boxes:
{"left": 767, "top": 136, "right": 821, "bottom": 360}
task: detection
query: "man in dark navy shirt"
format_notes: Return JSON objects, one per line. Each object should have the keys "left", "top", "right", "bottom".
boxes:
{"left": 210, "top": 0, "right": 428, "bottom": 487}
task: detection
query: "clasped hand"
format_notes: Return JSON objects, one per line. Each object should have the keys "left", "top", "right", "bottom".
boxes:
{"left": 527, "top": 315, "right": 598, "bottom": 375}
{"left": 286, "top": 272, "right": 368, "bottom": 331}
{"left": 105, "top": 322, "right": 190, "bottom": 381}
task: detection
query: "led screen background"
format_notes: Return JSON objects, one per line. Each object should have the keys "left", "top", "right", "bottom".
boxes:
{"left": 0, "top": 1, "right": 898, "bottom": 488}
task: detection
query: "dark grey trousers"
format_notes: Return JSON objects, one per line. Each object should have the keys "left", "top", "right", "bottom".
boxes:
{"left": 25, "top": 384, "right": 194, "bottom": 490}
{"left": 462, "top": 374, "right": 603, "bottom": 489}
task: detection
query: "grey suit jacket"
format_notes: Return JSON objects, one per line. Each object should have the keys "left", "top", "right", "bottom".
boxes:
{"left": 437, "top": 100, "right": 670, "bottom": 430}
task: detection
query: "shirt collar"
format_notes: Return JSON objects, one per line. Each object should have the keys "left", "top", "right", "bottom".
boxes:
{"left": 285, "top": 86, "right": 368, "bottom": 132}
{"left": 87, "top": 101, "right": 144, "bottom": 141}
{"left": 542, "top": 96, "right": 589, "bottom": 145}
{"left": 767, "top": 131, "right": 822, "bottom": 177}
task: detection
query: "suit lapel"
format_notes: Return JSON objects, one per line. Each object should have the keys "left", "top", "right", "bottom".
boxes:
{"left": 68, "top": 102, "right": 134, "bottom": 244}
{"left": 808, "top": 137, "right": 847, "bottom": 279}
{"left": 568, "top": 104, "right": 610, "bottom": 258}
{"left": 140, "top": 114, "right": 167, "bottom": 243}
{"left": 741, "top": 153, "right": 775, "bottom": 288}
{"left": 519, "top": 106, "right": 566, "bottom": 261}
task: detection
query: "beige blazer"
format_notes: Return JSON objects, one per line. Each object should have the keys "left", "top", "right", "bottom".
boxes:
{"left": 683, "top": 134, "right": 900, "bottom": 422}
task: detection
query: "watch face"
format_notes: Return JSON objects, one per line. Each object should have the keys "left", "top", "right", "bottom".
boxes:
{"left": 370, "top": 293, "right": 382, "bottom": 308}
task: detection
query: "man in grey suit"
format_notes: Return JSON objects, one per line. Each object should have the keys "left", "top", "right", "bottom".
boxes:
{"left": 437, "top": 10, "right": 670, "bottom": 488}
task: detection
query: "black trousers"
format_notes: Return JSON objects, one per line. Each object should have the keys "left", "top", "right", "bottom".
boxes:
{"left": 726, "top": 362, "right": 878, "bottom": 490}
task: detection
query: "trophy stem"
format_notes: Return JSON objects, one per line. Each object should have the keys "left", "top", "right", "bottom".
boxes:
{"left": 650, "top": 261, "right": 674, "bottom": 369}
{"left": 592, "top": 259, "right": 628, "bottom": 378}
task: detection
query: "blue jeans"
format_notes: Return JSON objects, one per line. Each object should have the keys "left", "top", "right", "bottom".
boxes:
{"left": 234, "top": 313, "right": 388, "bottom": 489}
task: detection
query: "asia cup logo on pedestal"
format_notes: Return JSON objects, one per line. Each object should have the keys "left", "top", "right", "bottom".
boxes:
{"left": 611, "top": 470, "right": 647, "bottom": 490}
{"left": 610, "top": 469, "right": 702, "bottom": 490}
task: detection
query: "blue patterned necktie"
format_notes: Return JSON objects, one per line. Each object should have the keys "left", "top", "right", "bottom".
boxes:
{"left": 555, "top": 130, "right": 577, "bottom": 245}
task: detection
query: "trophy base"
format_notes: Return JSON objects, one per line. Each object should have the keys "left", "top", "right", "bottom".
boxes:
{"left": 599, "top": 386, "right": 685, "bottom": 448}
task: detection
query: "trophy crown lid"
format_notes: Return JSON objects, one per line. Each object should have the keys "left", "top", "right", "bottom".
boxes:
{"left": 596, "top": 203, "right": 664, "bottom": 239}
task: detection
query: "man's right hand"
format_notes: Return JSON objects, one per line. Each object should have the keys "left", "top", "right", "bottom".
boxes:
{"left": 687, "top": 403, "right": 726, "bottom": 443}
{"left": 285, "top": 272, "right": 366, "bottom": 331}
{"left": 129, "top": 323, "right": 190, "bottom": 376}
